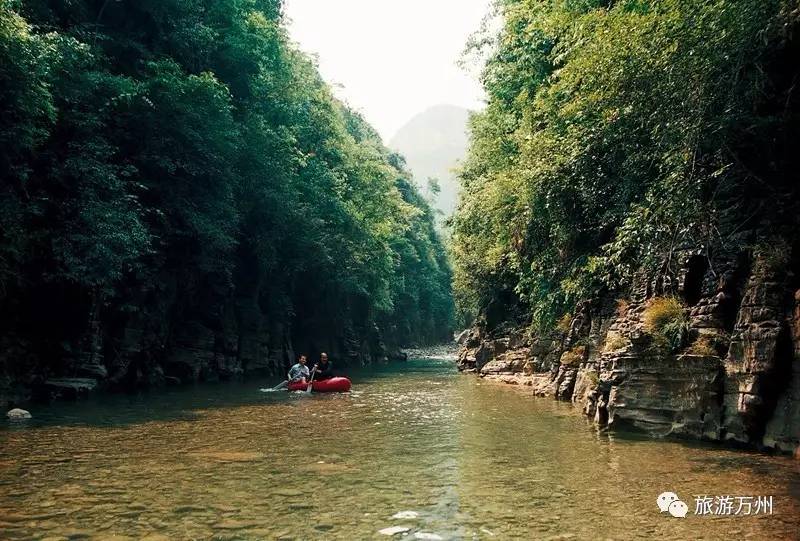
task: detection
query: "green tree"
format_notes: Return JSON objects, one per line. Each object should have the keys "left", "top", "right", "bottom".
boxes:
{"left": 0, "top": 0, "right": 453, "bottom": 387}
{"left": 453, "top": 0, "right": 799, "bottom": 330}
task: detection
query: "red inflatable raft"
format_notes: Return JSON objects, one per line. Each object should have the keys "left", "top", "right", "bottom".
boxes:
{"left": 287, "top": 377, "right": 352, "bottom": 393}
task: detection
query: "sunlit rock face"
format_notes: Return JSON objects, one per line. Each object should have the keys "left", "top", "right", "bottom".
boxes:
{"left": 721, "top": 257, "right": 793, "bottom": 445}
{"left": 605, "top": 354, "right": 723, "bottom": 440}
{"left": 458, "top": 241, "right": 800, "bottom": 455}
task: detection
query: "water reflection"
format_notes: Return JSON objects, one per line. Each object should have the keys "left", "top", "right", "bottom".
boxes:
{"left": 1, "top": 358, "right": 798, "bottom": 540}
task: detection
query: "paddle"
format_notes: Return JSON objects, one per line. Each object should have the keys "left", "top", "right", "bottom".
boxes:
{"left": 306, "top": 365, "right": 317, "bottom": 394}
{"left": 259, "top": 380, "right": 287, "bottom": 392}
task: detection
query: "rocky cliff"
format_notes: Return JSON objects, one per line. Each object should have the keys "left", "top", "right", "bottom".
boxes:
{"left": 0, "top": 264, "right": 403, "bottom": 407}
{"left": 458, "top": 240, "right": 800, "bottom": 456}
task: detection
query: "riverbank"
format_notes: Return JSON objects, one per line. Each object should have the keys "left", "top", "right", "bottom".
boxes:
{"left": 1, "top": 340, "right": 452, "bottom": 416}
{"left": 1, "top": 339, "right": 412, "bottom": 412}
{"left": 456, "top": 253, "right": 800, "bottom": 458}
{"left": 446, "top": 0, "right": 799, "bottom": 461}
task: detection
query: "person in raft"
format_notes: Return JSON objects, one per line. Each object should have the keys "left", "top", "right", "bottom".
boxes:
{"left": 287, "top": 354, "right": 311, "bottom": 384}
{"left": 311, "top": 352, "right": 334, "bottom": 381}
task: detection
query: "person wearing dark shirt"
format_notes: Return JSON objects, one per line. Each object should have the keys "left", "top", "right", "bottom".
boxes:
{"left": 311, "top": 352, "right": 334, "bottom": 380}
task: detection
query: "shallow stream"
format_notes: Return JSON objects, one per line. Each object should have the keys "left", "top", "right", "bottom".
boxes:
{"left": 1, "top": 357, "right": 799, "bottom": 539}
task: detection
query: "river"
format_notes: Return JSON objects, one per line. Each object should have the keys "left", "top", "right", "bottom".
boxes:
{"left": 1, "top": 357, "right": 799, "bottom": 540}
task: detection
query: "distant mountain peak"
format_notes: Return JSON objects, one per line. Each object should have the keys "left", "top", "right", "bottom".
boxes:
{"left": 390, "top": 105, "right": 471, "bottom": 217}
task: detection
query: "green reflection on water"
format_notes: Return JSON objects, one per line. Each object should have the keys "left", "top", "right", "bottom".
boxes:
{"left": 1, "top": 358, "right": 798, "bottom": 540}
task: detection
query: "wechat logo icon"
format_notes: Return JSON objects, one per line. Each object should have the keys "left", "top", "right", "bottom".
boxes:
{"left": 657, "top": 491, "right": 688, "bottom": 518}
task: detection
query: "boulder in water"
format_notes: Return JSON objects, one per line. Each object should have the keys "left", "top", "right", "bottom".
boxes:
{"left": 6, "top": 408, "right": 31, "bottom": 420}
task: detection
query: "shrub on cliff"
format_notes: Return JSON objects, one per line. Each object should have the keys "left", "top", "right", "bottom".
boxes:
{"left": 602, "top": 332, "right": 629, "bottom": 353}
{"left": 560, "top": 346, "right": 586, "bottom": 366}
{"left": 643, "top": 297, "right": 689, "bottom": 351}
{"left": 686, "top": 333, "right": 729, "bottom": 357}
{"left": 686, "top": 335, "right": 718, "bottom": 357}
{"left": 556, "top": 313, "right": 573, "bottom": 334}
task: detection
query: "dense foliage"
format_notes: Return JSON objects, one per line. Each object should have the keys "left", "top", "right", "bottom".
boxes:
{"left": 453, "top": 0, "right": 799, "bottom": 329}
{"left": 0, "top": 0, "right": 453, "bottom": 376}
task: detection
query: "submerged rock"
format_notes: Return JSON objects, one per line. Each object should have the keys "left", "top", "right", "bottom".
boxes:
{"left": 213, "top": 519, "right": 261, "bottom": 530}
{"left": 139, "top": 535, "right": 171, "bottom": 541}
{"left": 379, "top": 526, "right": 411, "bottom": 536}
{"left": 187, "top": 450, "right": 263, "bottom": 462}
{"left": 391, "top": 511, "right": 419, "bottom": 519}
{"left": 6, "top": 408, "right": 31, "bottom": 420}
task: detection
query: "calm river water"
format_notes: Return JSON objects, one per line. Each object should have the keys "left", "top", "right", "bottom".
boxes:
{"left": 1, "top": 357, "right": 799, "bottom": 540}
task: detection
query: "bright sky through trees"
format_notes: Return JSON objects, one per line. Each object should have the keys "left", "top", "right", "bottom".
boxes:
{"left": 284, "top": 0, "right": 492, "bottom": 141}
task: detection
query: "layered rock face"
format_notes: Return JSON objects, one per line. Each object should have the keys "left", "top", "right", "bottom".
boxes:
{"left": 0, "top": 267, "right": 400, "bottom": 407}
{"left": 459, "top": 246, "right": 800, "bottom": 455}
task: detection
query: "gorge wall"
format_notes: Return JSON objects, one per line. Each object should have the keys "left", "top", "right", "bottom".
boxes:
{"left": 449, "top": 1, "right": 799, "bottom": 456}
{"left": 0, "top": 260, "right": 406, "bottom": 407}
{"left": 458, "top": 237, "right": 800, "bottom": 456}
{"left": 0, "top": 2, "right": 454, "bottom": 407}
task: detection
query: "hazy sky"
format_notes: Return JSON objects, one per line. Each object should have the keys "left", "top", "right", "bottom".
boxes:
{"left": 284, "top": 0, "right": 492, "bottom": 142}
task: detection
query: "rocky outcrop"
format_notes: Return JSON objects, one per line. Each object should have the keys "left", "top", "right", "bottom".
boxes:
{"left": 721, "top": 259, "right": 792, "bottom": 444}
{"left": 763, "top": 288, "right": 800, "bottom": 452}
{"left": 479, "top": 348, "right": 529, "bottom": 375}
{"left": 36, "top": 378, "right": 98, "bottom": 401}
{"left": 606, "top": 354, "right": 723, "bottom": 439}
{"left": 459, "top": 246, "right": 800, "bottom": 456}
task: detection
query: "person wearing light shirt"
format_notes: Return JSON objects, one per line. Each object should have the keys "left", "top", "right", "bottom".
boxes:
{"left": 287, "top": 354, "right": 310, "bottom": 383}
